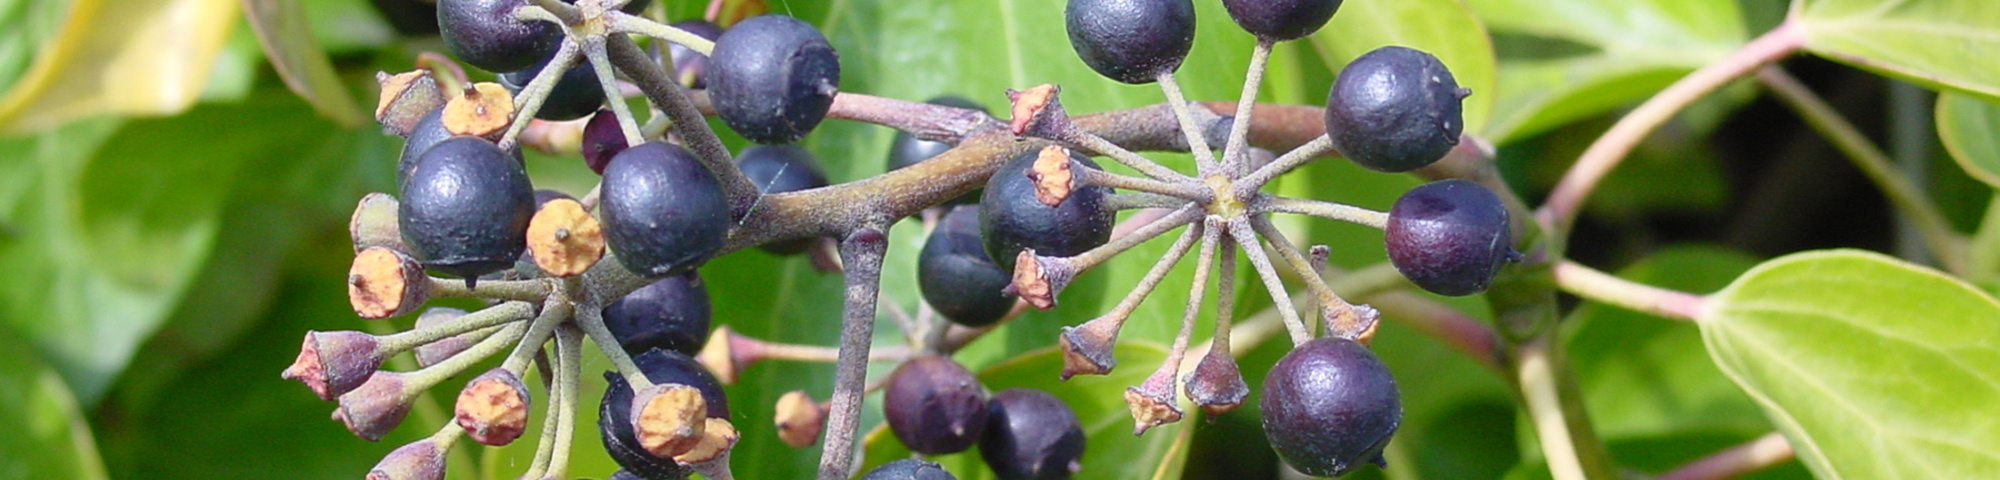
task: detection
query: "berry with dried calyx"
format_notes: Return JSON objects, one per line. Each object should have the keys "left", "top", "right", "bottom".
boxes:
{"left": 706, "top": 14, "right": 841, "bottom": 144}
{"left": 580, "top": 109, "right": 628, "bottom": 174}
{"left": 919, "top": 205, "right": 1015, "bottom": 327}
{"left": 980, "top": 147, "right": 1114, "bottom": 273}
{"left": 1261, "top": 337, "right": 1401, "bottom": 477}
{"left": 1064, "top": 0, "right": 1196, "bottom": 84}
{"left": 600, "top": 348, "right": 729, "bottom": 479}
{"left": 1324, "top": 45, "right": 1467, "bottom": 173}
{"left": 1385, "top": 179, "right": 1516, "bottom": 296}
{"left": 883, "top": 355, "right": 988, "bottom": 455}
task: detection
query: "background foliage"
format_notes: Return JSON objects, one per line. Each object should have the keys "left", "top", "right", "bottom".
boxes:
{"left": 0, "top": 0, "right": 1994, "bottom": 478}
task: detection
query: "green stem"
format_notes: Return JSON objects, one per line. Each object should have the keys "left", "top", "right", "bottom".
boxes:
{"left": 1756, "top": 66, "right": 1969, "bottom": 275}
{"left": 1553, "top": 261, "right": 1707, "bottom": 321}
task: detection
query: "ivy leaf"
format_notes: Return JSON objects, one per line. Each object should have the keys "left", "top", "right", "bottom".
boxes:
{"left": 1936, "top": 92, "right": 2000, "bottom": 188}
{"left": 0, "top": 0, "right": 240, "bottom": 133}
{"left": 1702, "top": 249, "right": 2000, "bottom": 479}
{"left": 243, "top": 0, "right": 368, "bottom": 127}
{"left": 1794, "top": 0, "right": 2000, "bottom": 102}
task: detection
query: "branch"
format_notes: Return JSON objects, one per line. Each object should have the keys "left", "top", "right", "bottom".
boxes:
{"left": 1657, "top": 432, "right": 1795, "bottom": 480}
{"left": 816, "top": 227, "right": 890, "bottom": 480}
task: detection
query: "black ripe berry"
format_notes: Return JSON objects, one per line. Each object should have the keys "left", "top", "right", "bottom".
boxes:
{"left": 599, "top": 348, "right": 729, "bottom": 480}
{"left": 1261, "top": 337, "right": 1400, "bottom": 478}
{"left": 499, "top": 50, "right": 605, "bottom": 122}
{"left": 706, "top": 15, "right": 840, "bottom": 144}
{"left": 919, "top": 205, "right": 1015, "bottom": 327}
{"left": 1223, "top": 0, "right": 1342, "bottom": 41}
{"left": 600, "top": 141, "right": 730, "bottom": 278}
{"left": 399, "top": 136, "right": 535, "bottom": 280}
{"left": 1385, "top": 179, "right": 1516, "bottom": 296}
{"left": 437, "top": 0, "right": 560, "bottom": 73}
{"left": 581, "top": 109, "right": 628, "bottom": 175}
{"left": 979, "top": 388, "right": 1086, "bottom": 480}
{"left": 602, "top": 272, "right": 712, "bottom": 357}
{"left": 736, "top": 145, "right": 831, "bottom": 255}
{"left": 397, "top": 108, "right": 451, "bottom": 183}
{"left": 883, "top": 355, "right": 988, "bottom": 455}
{"left": 667, "top": 20, "right": 725, "bottom": 89}
{"left": 980, "top": 149, "right": 1114, "bottom": 272}
{"left": 1064, "top": 0, "right": 1196, "bottom": 84}
{"left": 1324, "top": 45, "right": 1467, "bottom": 172}
{"left": 861, "top": 459, "right": 959, "bottom": 480}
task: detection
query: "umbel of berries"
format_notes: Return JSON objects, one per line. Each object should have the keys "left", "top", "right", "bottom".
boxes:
{"left": 1223, "top": 0, "right": 1342, "bottom": 41}
{"left": 1324, "top": 45, "right": 1468, "bottom": 173}
{"left": 883, "top": 355, "right": 989, "bottom": 455}
{"left": 919, "top": 205, "right": 1015, "bottom": 327}
{"left": 1386, "top": 179, "right": 1517, "bottom": 296}
{"left": 436, "top": 0, "right": 558, "bottom": 73}
{"left": 980, "top": 148, "right": 1115, "bottom": 272}
{"left": 1064, "top": 0, "right": 1195, "bottom": 84}
{"left": 736, "top": 145, "right": 831, "bottom": 255}
{"left": 1262, "top": 337, "right": 1401, "bottom": 478}
{"left": 399, "top": 136, "right": 535, "bottom": 281}
{"left": 600, "top": 141, "right": 731, "bottom": 278}
{"left": 706, "top": 14, "right": 841, "bottom": 144}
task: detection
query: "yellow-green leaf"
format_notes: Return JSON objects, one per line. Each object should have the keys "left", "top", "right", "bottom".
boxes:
{"left": 1796, "top": 0, "right": 2000, "bottom": 102}
{"left": 0, "top": 0, "right": 240, "bottom": 133}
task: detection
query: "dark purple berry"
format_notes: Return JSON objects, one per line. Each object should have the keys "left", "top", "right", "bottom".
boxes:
{"left": 980, "top": 388, "right": 1085, "bottom": 480}
{"left": 499, "top": 50, "right": 605, "bottom": 121}
{"left": 1261, "top": 337, "right": 1400, "bottom": 478}
{"left": 1385, "top": 179, "right": 1516, "bottom": 296}
{"left": 861, "top": 459, "right": 958, "bottom": 480}
{"left": 887, "top": 95, "right": 987, "bottom": 205}
{"left": 581, "top": 109, "right": 628, "bottom": 174}
{"left": 1223, "top": 0, "right": 1342, "bottom": 41}
{"left": 667, "top": 20, "right": 724, "bottom": 89}
{"left": 919, "top": 205, "right": 1014, "bottom": 327}
{"left": 736, "top": 144, "right": 830, "bottom": 255}
{"left": 399, "top": 136, "right": 535, "bottom": 280}
{"left": 1324, "top": 46, "right": 1466, "bottom": 172}
{"left": 599, "top": 348, "right": 729, "bottom": 479}
{"left": 600, "top": 142, "right": 730, "bottom": 278}
{"left": 1064, "top": 0, "right": 1196, "bottom": 84}
{"left": 883, "top": 355, "right": 988, "bottom": 455}
{"left": 602, "top": 272, "right": 711, "bottom": 357}
{"left": 706, "top": 15, "right": 840, "bottom": 144}
{"left": 980, "top": 149, "right": 1114, "bottom": 272}
{"left": 437, "top": 0, "right": 560, "bottom": 73}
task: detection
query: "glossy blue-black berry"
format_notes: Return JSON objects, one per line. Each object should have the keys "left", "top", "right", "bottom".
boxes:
{"left": 1385, "top": 179, "right": 1516, "bottom": 296}
{"left": 919, "top": 205, "right": 1014, "bottom": 327}
{"left": 1262, "top": 337, "right": 1400, "bottom": 478}
{"left": 600, "top": 142, "right": 730, "bottom": 278}
{"left": 1223, "top": 0, "right": 1341, "bottom": 41}
{"left": 437, "top": 0, "right": 560, "bottom": 73}
{"left": 706, "top": 15, "right": 840, "bottom": 144}
{"left": 599, "top": 348, "right": 729, "bottom": 480}
{"left": 399, "top": 136, "right": 535, "bottom": 280}
{"left": 888, "top": 95, "right": 987, "bottom": 205}
{"left": 737, "top": 144, "right": 830, "bottom": 255}
{"left": 1064, "top": 0, "right": 1195, "bottom": 84}
{"left": 861, "top": 459, "right": 958, "bottom": 480}
{"left": 499, "top": 49, "right": 605, "bottom": 121}
{"left": 1324, "top": 46, "right": 1466, "bottom": 173}
{"left": 980, "top": 388, "right": 1085, "bottom": 480}
{"left": 980, "top": 149, "right": 1114, "bottom": 272}
{"left": 602, "top": 272, "right": 711, "bottom": 357}
{"left": 883, "top": 355, "right": 988, "bottom": 455}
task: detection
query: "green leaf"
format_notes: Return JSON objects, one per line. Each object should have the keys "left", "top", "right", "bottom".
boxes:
{"left": 1795, "top": 0, "right": 2000, "bottom": 102}
{"left": 1702, "top": 249, "right": 2000, "bottom": 479}
{"left": 0, "top": 0, "right": 240, "bottom": 133}
{"left": 0, "top": 326, "right": 108, "bottom": 480}
{"left": 1464, "top": 0, "right": 1747, "bottom": 142}
{"left": 242, "top": 0, "right": 368, "bottom": 127}
{"left": 1937, "top": 92, "right": 2000, "bottom": 187}
{"left": 861, "top": 344, "right": 1195, "bottom": 480}
{"left": 1309, "top": 0, "right": 1499, "bottom": 135}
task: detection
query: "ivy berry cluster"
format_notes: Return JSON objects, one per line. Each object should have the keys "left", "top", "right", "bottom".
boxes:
{"left": 283, "top": 0, "right": 1523, "bottom": 477}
